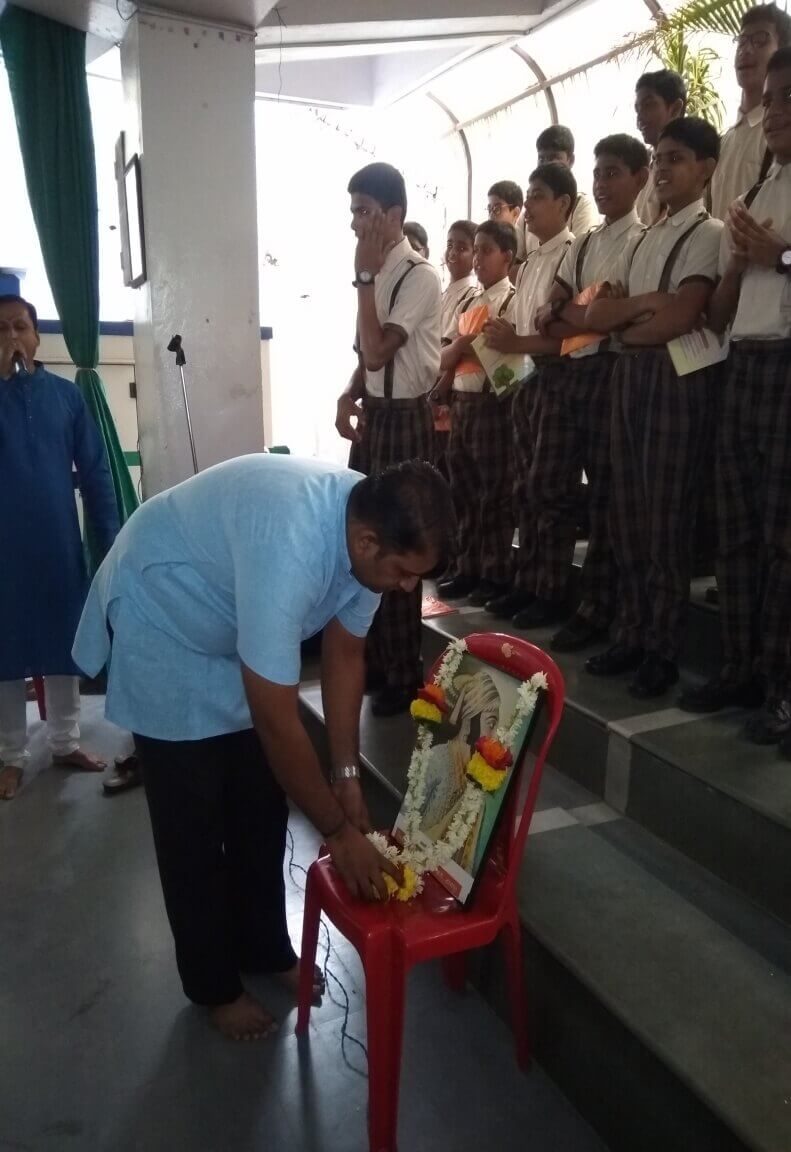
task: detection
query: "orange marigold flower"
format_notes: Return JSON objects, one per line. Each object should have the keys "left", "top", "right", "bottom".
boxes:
{"left": 474, "top": 736, "right": 513, "bottom": 771}
{"left": 417, "top": 683, "right": 448, "bottom": 712}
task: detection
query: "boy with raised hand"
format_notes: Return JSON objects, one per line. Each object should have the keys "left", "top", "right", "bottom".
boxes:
{"left": 679, "top": 48, "right": 791, "bottom": 754}
{"left": 711, "top": 3, "right": 791, "bottom": 222}
{"left": 583, "top": 117, "right": 723, "bottom": 699}
{"left": 634, "top": 69, "right": 687, "bottom": 225}
{"left": 482, "top": 162, "right": 576, "bottom": 626}
{"left": 435, "top": 221, "right": 517, "bottom": 607}
{"left": 525, "top": 135, "right": 649, "bottom": 649}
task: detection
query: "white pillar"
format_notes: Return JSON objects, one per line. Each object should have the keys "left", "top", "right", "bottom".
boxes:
{"left": 120, "top": 9, "right": 263, "bottom": 496}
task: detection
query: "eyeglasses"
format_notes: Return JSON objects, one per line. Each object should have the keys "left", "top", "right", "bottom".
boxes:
{"left": 487, "top": 201, "right": 511, "bottom": 218}
{"left": 734, "top": 30, "right": 774, "bottom": 50}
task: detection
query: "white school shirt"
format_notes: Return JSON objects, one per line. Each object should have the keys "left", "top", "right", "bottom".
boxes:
{"left": 613, "top": 200, "right": 722, "bottom": 297}
{"left": 441, "top": 274, "right": 477, "bottom": 341}
{"left": 556, "top": 209, "right": 646, "bottom": 296}
{"left": 710, "top": 104, "right": 767, "bottom": 222}
{"left": 360, "top": 236, "right": 442, "bottom": 399}
{"left": 521, "top": 193, "right": 599, "bottom": 257}
{"left": 508, "top": 228, "right": 574, "bottom": 335}
{"left": 448, "top": 277, "right": 515, "bottom": 393}
{"left": 719, "top": 162, "right": 791, "bottom": 341}
{"left": 636, "top": 161, "right": 663, "bottom": 227}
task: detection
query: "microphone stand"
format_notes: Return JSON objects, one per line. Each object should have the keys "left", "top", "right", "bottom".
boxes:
{"left": 167, "top": 334, "right": 199, "bottom": 474}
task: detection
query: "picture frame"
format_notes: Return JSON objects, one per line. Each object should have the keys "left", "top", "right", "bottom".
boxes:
{"left": 392, "top": 651, "right": 543, "bottom": 905}
{"left": 115, "top": 133, "right": 147, "bottom": 289}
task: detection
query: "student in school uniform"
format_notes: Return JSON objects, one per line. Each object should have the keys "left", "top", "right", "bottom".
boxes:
{"left": 527, "top": 135, "right": 650, "bottom": 649}
{"left": 679, "top": 48, "right": 791, "bottom": 753}
{"left": 634, "top": 69, "right": 687, "bottom": 226}
{"left": 481, "top": 162, "right": 577, "bottom": 626}
{"left": 335, "top": 162, "right": 442, "bottom": 716}
{"left": 435, "top": 221, "right": 517, "bottom": 606}
{"left": 404, "top": 221, "right": 430, "bottom": 259}
{"left": 487, "top": 181, "right": 526, "bottom": 264}
{"left": 583, "top": 118, "right": 723, "bottom": 699}
{"left": 710, "top": 4, "right": 791, "bottom": 222}
{"left": 519, "top": 127, "right": 599, "bottom": 262}
{"left": 441, "top": 220, "right": 478, "bottom": 341}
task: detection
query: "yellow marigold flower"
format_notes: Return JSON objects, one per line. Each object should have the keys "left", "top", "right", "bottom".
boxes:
{"left": 384, "top": 865, "right": 420, "bottom": 902}
{"left": 410, "top": 698, "right": 442, "bottom": 724}
{"left": 467, "top": 752, "right": 507, "bottom": 793}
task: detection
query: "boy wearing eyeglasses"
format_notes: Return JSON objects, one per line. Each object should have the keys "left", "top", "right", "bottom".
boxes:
{"left": 711, "top": 3, "right": 791, "bottom": 221}
{"left": 680, "top": 49, "right": 791, "bottom": 757}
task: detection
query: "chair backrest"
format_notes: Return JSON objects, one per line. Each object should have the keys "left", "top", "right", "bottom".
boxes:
{"left": 427, "top": 632, "right": 565, "bottom": 911}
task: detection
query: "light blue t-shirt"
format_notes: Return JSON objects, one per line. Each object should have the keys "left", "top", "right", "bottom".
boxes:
{"left": 72, "top": 455, "right": 380, "bottom": 740}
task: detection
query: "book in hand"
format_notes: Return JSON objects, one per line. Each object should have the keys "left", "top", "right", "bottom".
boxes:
{"left": 667, "top": 328, "right": 729, "bottom": 377}
{"left": 471, "top": 334, "right": 535, "bottom": 398}
{"left": 560, "top": 282, "right": 605, "bottom": 358}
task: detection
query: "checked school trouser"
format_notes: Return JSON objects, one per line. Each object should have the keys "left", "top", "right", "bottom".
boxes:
{"left": 610, "top": 349, "right": 716, "bottom": 661}
{"left": 446, "top": 391, "right": 515, "bottom": 587}
{"left": 351, "top": 394, "right": 435, "bottom": 689}
{"left": 528, "top": 353, "right": 617, "bottom": 626}
{"left": 715, "top": 341, "right": 791, "bottom": 699}
{"left": 512, "top": 375, "right": 545, "bottom": 594}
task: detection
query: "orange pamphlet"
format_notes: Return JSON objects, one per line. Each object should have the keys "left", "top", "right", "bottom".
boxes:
{"left": 455, "top": 304, "right": 490, "bottom": 378}
{"left": 560, "top": 282, "right": 604, "bottom": 357}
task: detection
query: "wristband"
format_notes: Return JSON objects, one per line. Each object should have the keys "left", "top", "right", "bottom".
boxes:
{"left": 330, "top": 763, "right": 360, "bottom": 783}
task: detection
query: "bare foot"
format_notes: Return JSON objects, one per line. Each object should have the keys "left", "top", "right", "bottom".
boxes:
{"left": 0, "top": 765, "right": 23, "bottom": 800}
{"left": 52, "top": 748, "right": 107, "bottom": 773}
{"left": 209, "top": 992, "right": 278, "bottom": 1041}
{"left": 276, "top": 962, "right": 326, "bottom": 1000}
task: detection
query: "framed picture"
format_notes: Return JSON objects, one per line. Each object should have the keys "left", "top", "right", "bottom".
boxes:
{"left": 115, "top": 134, "right": 147, "bottom": 289}
{"left": 392, "top": 651, "right": 543, "bottom": 904}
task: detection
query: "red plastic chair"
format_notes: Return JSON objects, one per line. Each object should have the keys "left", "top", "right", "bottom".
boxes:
{"left": 296, "top": 633, "right": 565, "bottom": 1152}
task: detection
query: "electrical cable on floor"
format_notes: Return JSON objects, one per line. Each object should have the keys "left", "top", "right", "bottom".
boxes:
{"left": 286, "top": 826, "right": 369, "bottom": 1076}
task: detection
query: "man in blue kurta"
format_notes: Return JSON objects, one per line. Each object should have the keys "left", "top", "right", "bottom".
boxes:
{"left": 73, "top": 453, "right": 453, "bottom": 1041}
{"left": 0, "top": 295, "right": 119, "bottom": 801}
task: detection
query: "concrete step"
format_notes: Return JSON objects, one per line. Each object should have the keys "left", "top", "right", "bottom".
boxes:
{"left": 418, "top": 610, "right": 791, "bottom": 925}
{"left": 298, "top": 683, "right": 791, "bottom": 1152}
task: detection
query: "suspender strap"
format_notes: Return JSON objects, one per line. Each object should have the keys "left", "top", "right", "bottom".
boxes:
{"left": 743, "top": 153, "right": 773, "bottom": 210}
{"left": 658, "top": 216, "right": 708, "bottom": 293}
{"left": 574, "top": 231, "right": 595, "bottom": 294}
{"left": 382, "top": 259, "right": 418, "bottom": 401}
{"left": 498, "top": 288, "right": 516, "bottom": 317}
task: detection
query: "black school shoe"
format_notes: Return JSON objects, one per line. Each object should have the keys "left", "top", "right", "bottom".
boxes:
{"left": 436, "top": 574, "right": 477, "bottom": 599}
{"left": 678, "top": 676, "right": 764, "bottom": 715}
{"left": 512, "top": 597, "right": 568, "bottom": 630}
{"left": 467, "top": 580, "right": 509, "bottom": 608}
{"left": 743, "top": 698, "right": 791, "bottom": 745}
{"left": 485, "top": 590, "right": 535, "bottom": 619}
{"left": 551, "top": 615, "right": 609, "bottom": 653}
{"left": 585, "top": 643, "right": 644, "bottom": 677}
{"left": 629, "top": 654, "right": 679, "bottom": 699}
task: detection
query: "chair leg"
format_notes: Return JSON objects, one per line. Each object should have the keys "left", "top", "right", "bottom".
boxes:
{"left": 32, "top": 677, "right": 46, "bottom": 722}
{"left": 295, "top": 866, "right": 322, "bottom": 1036}
{"left": 501, "top": 915, "right": 530, "bottom": 1070}
{"left": 442, "top": 952, "right": 466, "bottom": 993}
{"left": 365, "top": 932, "right": 406, "bottom": 1152}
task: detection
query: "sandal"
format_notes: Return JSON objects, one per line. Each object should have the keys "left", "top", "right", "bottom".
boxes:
{"left": 103, "top": 754, "right": 143, "bottom": 796}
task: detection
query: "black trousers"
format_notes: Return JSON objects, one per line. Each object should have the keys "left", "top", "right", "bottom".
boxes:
{"left": 135, "top": 728, "right": 297, "bottom": 1007}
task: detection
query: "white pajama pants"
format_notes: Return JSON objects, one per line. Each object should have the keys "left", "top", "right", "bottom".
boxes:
{"left": 0, "top": 677, "right": 80, "bottom": 767}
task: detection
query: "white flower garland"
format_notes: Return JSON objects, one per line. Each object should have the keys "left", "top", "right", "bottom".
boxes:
{"left": 369, "top": 639, "right": 547, "bottom": 895}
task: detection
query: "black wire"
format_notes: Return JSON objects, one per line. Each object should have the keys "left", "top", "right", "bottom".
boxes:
{"left": 286, "top": 826, "right": 369, "bottom": 1076}
{"left": 274, "top": 5, "right": 286, "bottom": 103}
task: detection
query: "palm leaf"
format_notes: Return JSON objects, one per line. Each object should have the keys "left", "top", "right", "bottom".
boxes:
{"left": 660, "top": 0, "right": 754, "bottom": 39}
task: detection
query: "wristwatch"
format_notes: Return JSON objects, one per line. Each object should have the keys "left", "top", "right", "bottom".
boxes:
{"left": 353, "top": 270, "right": 375, "bottom": 287}
{"left": 330, "top": 764, "right": 360, "bottom": 784}
{"left": 776, "top": 247, "right": 791, "bottom": 275}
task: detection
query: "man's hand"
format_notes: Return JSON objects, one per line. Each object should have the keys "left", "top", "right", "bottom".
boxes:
{"left": 355, "top": 214, "right": 393, "bottom": 279}
{"left": 534, "top": 301, "right": 556, "bottom": 336}
{"left": 483, "top": 317, "right": 520, "bottom": 353}
{"left": 336, "top": 394, "right": 364, "bottom": 443}
{"left": 333, "top": 778, "right": 371, "bottom": 833}
{"left": 728, "top": 203, "right": 788, "bottom": 269}
{"left": 327, "top": 822, "right": 401, "bottom": 901}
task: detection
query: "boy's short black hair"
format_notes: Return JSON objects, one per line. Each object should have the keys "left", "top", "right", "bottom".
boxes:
{"left": 529, "top": 161, "right": 578, "bottom": 214}
{"left": 348, "top": 460, "right": 456, "bottom": 567}
{"left": 536, "top": 125, "right": 575, "bottom": 155}
{"left": 742, "top": 4, "right": 791, "bottom": 46}
{"left": 404, "top": 221, "right": 429, "bottom": 252}
{"left": 348, "top": 162, "right": 407, "bottom": 223}
{"left": 594, "top": 134, "right": 650, "bottom": 173}
{"left": 0, "top": 294, "right": 38, "bottom": 330}
{"left": 475, "top": 220, "right": 518, "bottom": 259}
{"left": 447, "top": 219, "right": 477, "bottom": 244}
{"left": 636, "top": 69, "right": 688, "bottom": 110}
{"left": 487, "top": 180, "right": 523, "bottom": 208}
{"left": 767, "top": 45, "right": 791, "bottom": 72}
{"left": 658, "top": 116, "right": 721, "bottom": 162}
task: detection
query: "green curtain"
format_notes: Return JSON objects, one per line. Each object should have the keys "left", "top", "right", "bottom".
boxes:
{"left": 0, "top": 4, "right": 139, "bottom": 574}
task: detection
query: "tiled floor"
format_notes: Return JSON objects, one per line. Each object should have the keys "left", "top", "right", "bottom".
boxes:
{"left": 0, "top": 697, "right": 608, "bottom": 1152}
